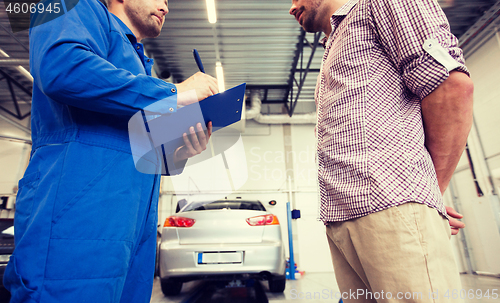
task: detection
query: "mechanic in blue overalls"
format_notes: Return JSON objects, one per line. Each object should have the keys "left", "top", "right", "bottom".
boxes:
{"left": 3, "top": 0, "right": 218, "bottom": 301}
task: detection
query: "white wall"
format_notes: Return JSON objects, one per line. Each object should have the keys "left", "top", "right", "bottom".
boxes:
{"left": 0, "top": 118, "right": 31, "bottom": 195}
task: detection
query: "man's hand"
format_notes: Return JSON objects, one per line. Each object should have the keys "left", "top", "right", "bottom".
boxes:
{"left": 446, "top": 205, "right": 465, "bottom": 235}
{"left": 175, "top": 72, "right": 218, "bottom": 106}
{"left": 173, "top": 122, "right": 213, "bottom": 162}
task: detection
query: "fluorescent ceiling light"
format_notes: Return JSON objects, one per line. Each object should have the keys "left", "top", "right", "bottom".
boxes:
{"left": 0, "top": 48, "right": 33, "bottom": 82}
{"left": 206, "top": 0, "right": 217, "bottom": 24}
{"left": 215, "top": 62, "right": 225, "bottom": 92}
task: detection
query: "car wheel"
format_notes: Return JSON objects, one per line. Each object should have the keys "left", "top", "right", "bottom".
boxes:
{"left": 160, "top": 278, "right": 183, "bottom": 296}
{"left": 268, "top": 275, "right": 286, "bottom": 293}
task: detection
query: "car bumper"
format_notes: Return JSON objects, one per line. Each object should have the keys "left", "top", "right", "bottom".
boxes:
{"left": 159, "top": 241, "right": 286, "bottom": 279}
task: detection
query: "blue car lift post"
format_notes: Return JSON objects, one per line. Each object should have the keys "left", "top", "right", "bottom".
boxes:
{"left": 286, "top": 201, "right": 296, "bottom": 280}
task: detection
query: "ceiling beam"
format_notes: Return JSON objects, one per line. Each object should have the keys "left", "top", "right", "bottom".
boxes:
{"left": 0, "top": 58, "right": 30, "bottom": 67}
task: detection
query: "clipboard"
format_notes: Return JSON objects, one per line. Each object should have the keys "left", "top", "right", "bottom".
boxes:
{"left": 128, "top": 83, "right": 246, "bottom": 175}
{"left": 146, "top": 83, "right": 246, "bottom": 153}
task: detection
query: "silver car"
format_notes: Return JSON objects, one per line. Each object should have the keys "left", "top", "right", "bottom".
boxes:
{"left": 158, "top": 199, "right": 286, "bottom": 296}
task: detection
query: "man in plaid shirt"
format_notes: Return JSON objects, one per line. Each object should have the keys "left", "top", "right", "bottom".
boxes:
{"left": 289, "top": 0, "right": 473, "bottom": 301}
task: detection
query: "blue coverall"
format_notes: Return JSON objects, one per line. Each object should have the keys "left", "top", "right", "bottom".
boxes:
{"left": 3, "top": 0, "right": 185, "bottom": 301}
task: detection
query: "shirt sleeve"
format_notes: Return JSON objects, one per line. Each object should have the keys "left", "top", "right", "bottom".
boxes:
{"left": 369, "top": 0, "right": 469, "bottom": 100}
{"left": 29, "top": 0, "right": 177, "bottom": 117}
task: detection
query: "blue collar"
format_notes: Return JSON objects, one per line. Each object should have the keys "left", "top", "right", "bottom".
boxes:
{"left": 110, "top": 13, "right": 138, "bottom": 45}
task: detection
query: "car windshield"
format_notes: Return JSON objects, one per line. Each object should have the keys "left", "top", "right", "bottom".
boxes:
{"left": 182, "top": 200, "right": 266, "bottom": 212}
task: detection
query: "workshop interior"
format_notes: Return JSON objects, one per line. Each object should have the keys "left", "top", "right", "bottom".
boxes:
{"left": 1, "top": 0, "right": 500, "bottom": 302}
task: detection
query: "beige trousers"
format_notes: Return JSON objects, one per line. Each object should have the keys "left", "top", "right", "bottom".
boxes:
{"left": 326, "top": 202, "right": 463, "bottom": 303}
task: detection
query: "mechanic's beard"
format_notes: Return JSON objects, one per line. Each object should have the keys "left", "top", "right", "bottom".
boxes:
{"left": 126, "top": 9, "right": 162, "bottom": 39}
{"left": 136, "top": 17, "right": 161, "bottom": 39}
{"left": 142, "top": 22, "right": 161, "bottom": 39}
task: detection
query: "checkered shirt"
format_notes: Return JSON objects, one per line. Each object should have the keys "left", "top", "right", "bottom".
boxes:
{"left": 316, "top": 0, "right": 469, "bottom": 222}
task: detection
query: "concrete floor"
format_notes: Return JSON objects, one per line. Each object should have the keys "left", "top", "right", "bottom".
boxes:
{"left": 0, "top": 272, "right": 497, "bottom": 302}
{"left": 150, "top": 273, "right": 500, "bottom": 303}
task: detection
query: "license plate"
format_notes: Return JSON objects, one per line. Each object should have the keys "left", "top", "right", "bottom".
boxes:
{"left": 197, "top": 251, "right": 242, "bottom": 264}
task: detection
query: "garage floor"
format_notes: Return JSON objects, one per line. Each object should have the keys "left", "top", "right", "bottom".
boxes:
{"left": 0, "top": 273, "right": 497, "bottom": 302}
{"left": 150, "top": 273, "right": 500, "bottom": 303}
{"left": 150, "top": 272, "right": 339, "bottom": 303}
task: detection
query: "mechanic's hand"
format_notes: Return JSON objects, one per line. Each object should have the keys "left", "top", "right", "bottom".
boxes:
{"left": 175, "top": 72, "right": 218, "bottom": 106}
{"left": 173, "top": 122, "right": 213, "bottom": 162}
{"left": 446, "top": 205, "right": 465, "bottom": 236}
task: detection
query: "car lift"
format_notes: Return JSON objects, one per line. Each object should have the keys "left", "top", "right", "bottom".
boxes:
{"left": 180, "top": 279, "right": 269, "bottom": 303}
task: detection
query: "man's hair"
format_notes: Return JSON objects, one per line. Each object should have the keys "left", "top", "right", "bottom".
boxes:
{"left": 99, "top": 0, "right": 108, "bottom": 7}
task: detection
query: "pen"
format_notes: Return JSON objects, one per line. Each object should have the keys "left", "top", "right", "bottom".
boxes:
{"left": 193, "top": 49, "right": 205, "bottom": 73}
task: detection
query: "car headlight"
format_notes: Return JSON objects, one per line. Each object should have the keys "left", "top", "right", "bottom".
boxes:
{"left": 0, "top": 254, "right": 12, "bottom": 263}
